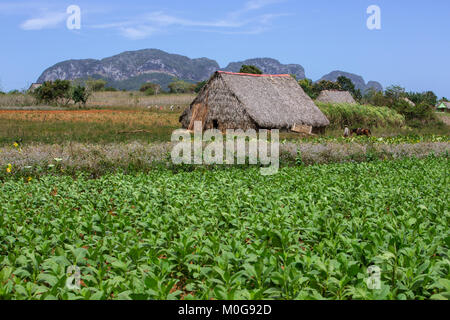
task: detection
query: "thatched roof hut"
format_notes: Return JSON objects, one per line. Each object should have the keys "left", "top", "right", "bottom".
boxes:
{"left": 180, "top": 71, "right": 330, "bottom": 132}
{"left": 316, "top": 90, "right": 357, "bottom": 104}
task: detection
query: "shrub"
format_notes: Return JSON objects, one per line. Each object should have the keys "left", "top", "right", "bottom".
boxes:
{"left": 103, "top": 87, "right": 118, "bottom": 92}
{"left": 71, "top": 85, "right": 90, "bottom": 107}
{"left": 144, "top": 88, "right": 156, "bottom": 96}
{"left": 239, "top": 65, "right": 263, "bottom": 74}
{"left": 86, "top": 79, "right": 107, "bottom": 92}
{"left": 33, "top": 80, "right": 72, "bottom": 105}
{"left": 140, "top": 83, "right": 161, "bottom": 95}
{"left": 391, "top": 100, "right": 435, "bottom": 121}
{"left": 168, "top": 80, "right": 196, "bottom": 94}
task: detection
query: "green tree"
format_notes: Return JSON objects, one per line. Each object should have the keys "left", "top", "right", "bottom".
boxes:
{"left": 337, "top": 76, "right": 355, "bottom": 93}
{"left": 239, "top": 65, "right": 263, "bottom": 75}
{"left": 362, "top": 88, "right": 390, "bottom": 107}
{"left": 298, "top": 78, "right": 317, "bottom": 99}
{"left": 71, "top": 85, "right": 90, "bottom": 107}
{"left": 385, "top": 85, "right": 406, "bottom": 102}
{"left": 313, "top": 80, "right": 342, "bottom": 93}
{"left": 337, "top": 76, "right": 363, "bottom": 102}
{"left": 34, "top": 80, "right": 72, "bottom": 105}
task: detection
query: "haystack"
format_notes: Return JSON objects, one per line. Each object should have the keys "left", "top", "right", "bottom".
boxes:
{"left": 316, "top": 90, "right": 356, "bottom": 104}
{"left": 180, "top": 71, "right": 330, "bottom": 132}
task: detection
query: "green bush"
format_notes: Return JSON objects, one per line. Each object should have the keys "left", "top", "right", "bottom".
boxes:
{"left": 317, "top": 102, "right": 406, "bottom": 128}
{"left": 144, "top": 88, "right": 156, "bottom": 96}
{"left": 33, "top": 80, "right": 91, "bottom": 106}
{"left": 71, "top": 85, "right": 90, "bottom": 107}
{"left": 103, "top": 87, "right": 118, "bottom": 92}
{"left": 391, "top": 100, "right": 435, "bottom": 121}
{"left": 140, "top": 83, "right": 161, "bottom": 95}
{"left": 33, "top": 80, "right": 72, "bottom": 105}
{"left": 239, "top": 65, "right": 263, "bottom": 74}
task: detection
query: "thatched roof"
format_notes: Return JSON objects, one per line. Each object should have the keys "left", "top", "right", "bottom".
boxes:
{"left": 316, "top": 90, "right": 356, "bottom": 104}
{"left": 186, "top": 71, "right": 329, "bottom": 129}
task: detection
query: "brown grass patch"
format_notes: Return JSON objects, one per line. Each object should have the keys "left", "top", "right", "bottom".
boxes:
{"left": 0, "top": 109, "right": 180, "bottom": 127}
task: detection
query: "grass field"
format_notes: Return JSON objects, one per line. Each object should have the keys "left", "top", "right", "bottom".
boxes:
{"left": 0, "top": 92, "right": 448, "bottom": 145}
{"left": 0, "top": 92, "right": 195, "bottom": 109}
{"left": 0, "top": 108, "right": 448, "bottom": 146}
{"left": 0, "top": 157, "right": 448, "bottom": 300}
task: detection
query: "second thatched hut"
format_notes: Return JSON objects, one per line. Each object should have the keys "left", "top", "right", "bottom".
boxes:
{"left": 316, "top": 90, "right": 357, "bottom": 105}
{"left": 180, "top": 71, "right": 330, "bottom": 133}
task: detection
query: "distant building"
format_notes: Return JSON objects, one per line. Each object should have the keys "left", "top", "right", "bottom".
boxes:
{"left": 28, "top": 83, "right": 42, "bottom": 92}
{"left": 437, "top": 102, "right": 450, "bottom": 113}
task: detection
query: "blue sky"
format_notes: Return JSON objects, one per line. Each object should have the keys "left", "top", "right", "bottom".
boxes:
{"left": 0, "top": 0, "right": 449, "bottom": 98}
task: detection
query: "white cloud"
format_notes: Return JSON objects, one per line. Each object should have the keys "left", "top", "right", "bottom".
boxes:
{"left": 119, "top": 26, "right": 157, "bottom": 40}
{"left": 20, "top": 12, "right": 66, "bottom": 30}
{"left": 144, "top": 12, "right": 246, "bottom": 28}
{"left": 88, "top": 0, "right": 287, "bottom": 40}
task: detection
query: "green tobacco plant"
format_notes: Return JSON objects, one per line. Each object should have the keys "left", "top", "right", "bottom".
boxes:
{"left": 0, "top": 157, "right": 448, "bottom": 300}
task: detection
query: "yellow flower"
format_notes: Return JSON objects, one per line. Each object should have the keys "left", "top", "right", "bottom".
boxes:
{"left": 27, "top": 177, "right": 32, "bottom": 182}
{"left": 6, "top": 164, "right": 12, "bottom": 173}
{"left": 13, "top": 142, "right": 19, "bottom": 148}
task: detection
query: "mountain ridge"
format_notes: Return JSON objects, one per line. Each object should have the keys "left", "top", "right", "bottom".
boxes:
{"left": 37, "top": 49, "right": 383, "bottom": 92}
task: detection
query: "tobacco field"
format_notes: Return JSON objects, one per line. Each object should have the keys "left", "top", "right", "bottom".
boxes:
{"left": 0, "top": 157, "right": 449, "bottom": 300}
